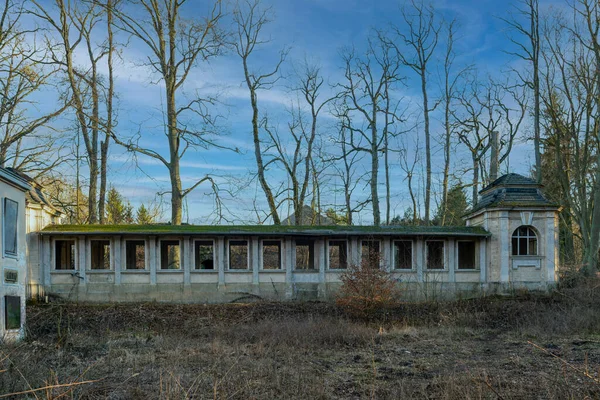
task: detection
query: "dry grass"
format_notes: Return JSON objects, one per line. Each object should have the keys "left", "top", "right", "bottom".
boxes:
{"left": 1, "top": 283, "right": 600, "bottom": 399}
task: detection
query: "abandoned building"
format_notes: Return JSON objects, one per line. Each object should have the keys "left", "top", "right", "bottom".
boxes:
{"left": 21, "top": 173, "right": 561, "bottom": 303}
{"left": 0, "top": 168, "right": 31, "bottom": 340}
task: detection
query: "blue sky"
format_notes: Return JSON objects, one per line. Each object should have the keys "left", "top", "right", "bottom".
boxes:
{"left": 23, "top": 0, "right": 551, "bottom": 224}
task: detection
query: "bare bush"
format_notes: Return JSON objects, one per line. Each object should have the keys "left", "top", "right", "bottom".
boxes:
{"left": 336, "top": 252, "right": 401, "bottom": 318}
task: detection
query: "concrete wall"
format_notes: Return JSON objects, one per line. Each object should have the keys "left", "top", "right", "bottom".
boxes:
{"left": 467, "top": 208, "right": 559, "bottom": 291}
{"left": 35, "top": 233, "right": 497, "bottom": 302}
{"left": 0, "top": 181, "right": 28, "bottom": 341}
{"left": 26, "top": 205, "right": 59, "bottom": 299}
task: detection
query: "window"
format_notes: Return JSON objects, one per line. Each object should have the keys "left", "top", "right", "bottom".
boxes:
{"left": 55, "top": 240, "right": 75, "bottom": 270}
{"left": 361, "top": 240, "right": 381, "bottom": 268}
{"left": 512, "top": 226, "right": 537, "bottom": 256}
{"left": 457, "top": 241, "right": 476, "bottom": 270}
{"left": 161, "top": 240, "right": 181, "bottom": 270}
{"left": 394, "top": 240, "right": 412, "bottom": 270}
{"left": 5, "top": 296, "right": 20, "bottom": 330}
{"left": 126, "top": 240, "right": 145, "bottom": 270}
{"left": 328, "top": 240, "right": 347, "bottom": 269}
{"left": 4, "top": 198, "right": 18, "bottom": 257}
{"left": 262, "top": 240, "right": 281, "bottom": 270}
{"left": 195, "top": 240, "right": 214, "bottom": 270}
{"left": 229, "top": 240, "right": 248, "bottom": 270}
{"left": 295, "top": 239, "right": 315, "bottom": 270}
{"left": 426, "top": 241, "right": 444, "bottom": 270}
{"left": 91, "top": 240, "right": 110, "bottom": 270}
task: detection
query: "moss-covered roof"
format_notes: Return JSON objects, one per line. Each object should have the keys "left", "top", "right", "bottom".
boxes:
{"left": 40, "top": 224, "right": 490, "bottom": 237}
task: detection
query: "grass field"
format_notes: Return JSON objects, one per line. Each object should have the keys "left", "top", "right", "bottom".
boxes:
{"left": 2, "top": 283, "right": 600, "bottom": 399}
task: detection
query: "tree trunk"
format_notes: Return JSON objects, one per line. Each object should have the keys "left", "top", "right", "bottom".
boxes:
{"left": 371, "top": 103, "right": 380, "bottom": 226}
{"left": 422, "top": 68, "right": 431, "bottom": 223}
{"left": 472, "top": 153, "right": 479, "bottom": 206}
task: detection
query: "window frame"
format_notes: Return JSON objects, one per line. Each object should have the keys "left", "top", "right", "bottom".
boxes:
{"left": 328, "top": 239, "right": 348, "bottom": 270}
{"left": 4, "top": 295, "right": 21, "bottom": 330}
{"left": 53, "top": 238, "right": 77, "bottom": 271}
{"left": 159, "top": 239, "right": 182, "bottom": 270}
{"left": 261, "top": 239, "right": 282, "bottom": 270}
{"left": 393, "top": 239, "right": 414, "bottom": 271}
{"left": 3, "top": 197, "right": 18, "bottom": 258}
{"left": 425, "top": 240, "right": 445, "bottom": 270}
{"left": 456, "top": 240, "right": 477, "bottom": 270}
{"left": 511, "top": 226, "right": 538, "bottom": 256}
{"left": 89, "top": 239, "right": 111, "bottom": 270}
{"left": 125, "top": 239, "right": 147, "bottom": 271}
{"left": 294, "top": 238, "right": 316, "bottom": 271}
{"left": 228, "top": 239, "right": 250, "bottom": 271}
{"left": 194, "top": 239, "right": 215, "bottom": 271}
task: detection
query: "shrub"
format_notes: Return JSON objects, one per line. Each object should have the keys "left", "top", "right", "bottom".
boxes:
{"left": 336, "top": 253, "right": 400, "bottom": 318}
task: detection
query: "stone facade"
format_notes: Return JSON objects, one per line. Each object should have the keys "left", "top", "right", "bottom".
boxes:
{"left": 26, "top": 173, "right": 562, "bottom": 303}
{"left": 0, "top": 168, "right": 30, "bottom": 341}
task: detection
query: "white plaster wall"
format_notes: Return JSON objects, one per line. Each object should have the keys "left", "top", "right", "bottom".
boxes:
{"left": 0, "top": 182, "right": 28, "bottom": 340}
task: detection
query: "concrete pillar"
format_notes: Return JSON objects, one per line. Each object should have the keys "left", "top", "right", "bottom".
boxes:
{"left": 149, "top": 236, "right": 157, "bottom": 285}
{"left": 448, "top": 238, "right": 455, "bottom": 282}
{"left": 499, "top": 212, "right": 510, "bottom": 283}
{"left": 252, "top": 237, "right": 259, "bottom": 286}
{"left": 479, "top": 238, "right": 487, "bottom": 283}
{"left": 416, "top": 238, "right": 424, "bottom": 282}
{"left": 217, "top": 237, "right": 225, "bottom": 287}
{"left": 285, "top": 238, "right": 293, "bottom": 298}
{"left": 183, "top": 236, "right": 191, "bottom": 287}
{"left": 350, "top": 238, "right": 359, "bottom": 267}
{"left": 382, "top": 238, "right": 391, "bottom": 272}
{"left": 78, "top": 236, "right": 86, "bottom": 285}
{"left": 318, "top": 239, "right": 326, "bottom": 298}
{"left": 114, "top": 236, "right": 121, "bottom": 285}
{"left": 546, "top": 212, "right": 558, "bottom": 283}
{"left": 42, "top": 236, "right": 51, "bottom": 287}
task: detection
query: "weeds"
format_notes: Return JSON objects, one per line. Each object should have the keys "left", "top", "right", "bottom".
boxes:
{"left": 1, "top": 279, "right": 600, "bottom": 399}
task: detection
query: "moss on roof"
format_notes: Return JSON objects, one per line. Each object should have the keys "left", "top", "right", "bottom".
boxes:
{"left": 41, "top": 224, "right": 490, "bottom": 237}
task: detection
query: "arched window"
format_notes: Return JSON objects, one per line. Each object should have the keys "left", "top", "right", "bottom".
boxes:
{"left": 512, "top": 226, "right": 537, "bottom": 256}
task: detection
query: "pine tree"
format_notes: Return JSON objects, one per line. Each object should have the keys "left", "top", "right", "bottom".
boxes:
{"left": 105, "top": 186, "right": 128, "bottom": 224}
{"left": 435, "top": 184, "right": 468, "bottom": 226}
{"left": 136, "top": 204, "right": 154, "bottom": 225}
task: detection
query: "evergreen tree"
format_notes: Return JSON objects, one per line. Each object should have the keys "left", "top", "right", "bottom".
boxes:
{"left": 105, "top": 186, "right": 130, "bottom": 224}
{"left": 435, "top": 184, "right": 468, "bottom": 226}
{"left": 136, "top": 204, "right": 154, "bottom": 224}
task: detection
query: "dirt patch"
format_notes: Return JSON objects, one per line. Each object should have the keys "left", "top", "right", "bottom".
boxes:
{"left": 2, "top": 291, "right": 600, "bottom": 399}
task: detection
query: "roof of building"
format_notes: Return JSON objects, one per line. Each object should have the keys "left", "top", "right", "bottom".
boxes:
{"left": 40, "top": 223, "right": 491, "bottom": 237}
{"left": 281, "top": 205, "right": 333, "bottom": 225}
{"left": 0, "top": 167, "right": 30, "bottom": 192}
{"left": 479, "top": 173, "right": 540, "bottom": 194}
{"left": 6, "top": 168, "right": 62, "bottom": 215}
{"left": 469, "top": 173, "right": 559, "bottom": 215}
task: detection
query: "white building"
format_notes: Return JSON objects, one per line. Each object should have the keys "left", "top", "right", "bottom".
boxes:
{"left": 0, "top": 168, "right": 30, "bottom": 340}
{"left": 26, "top": 173, "right": 561, "bottom": 303}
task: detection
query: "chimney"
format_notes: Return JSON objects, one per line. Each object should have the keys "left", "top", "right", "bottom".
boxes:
{"left": 490, "top": 130, "right": 499, "bottom": 182}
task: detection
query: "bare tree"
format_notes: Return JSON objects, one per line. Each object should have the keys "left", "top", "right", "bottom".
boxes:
{"left": 390, "top": 0, "right": 440, "bottom": 223}
{"left": 329, "top": 112, "right": 369, "bottom": 226}
{"left": 502, "top": 0, "right": 542, "bottom": 183}
{"left": 0, "top": 0, "right": 68, "bottom": 176}
{"left": 454, "top": 76, "right": 526, "bottom": 203}
{"left": 438, "top": 20, "right": 470, "bottom": 225}
{"left": 399, "top": 136, "right": 420, "bottom": 224}
{"left": 232, "top": 0, "right": 287, "bottom": 224}
{"left": 262, "top": 63, "right": 333, "bottom": 225}
{"left": 30, "top": 0, "right": 118, "bottom": 224}
{"left": 540, "top": 0, "right": 600, "bottom": 274}
{"left": 108, "top": 0, "right": 225, "bottom": 225}
{"left": 338, "top": 34, "right": 402, "bottom": 226}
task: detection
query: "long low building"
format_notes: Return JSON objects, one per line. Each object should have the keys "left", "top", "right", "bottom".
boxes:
{"left": 27, "top": 173, "right": 561, "bottom": 302}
